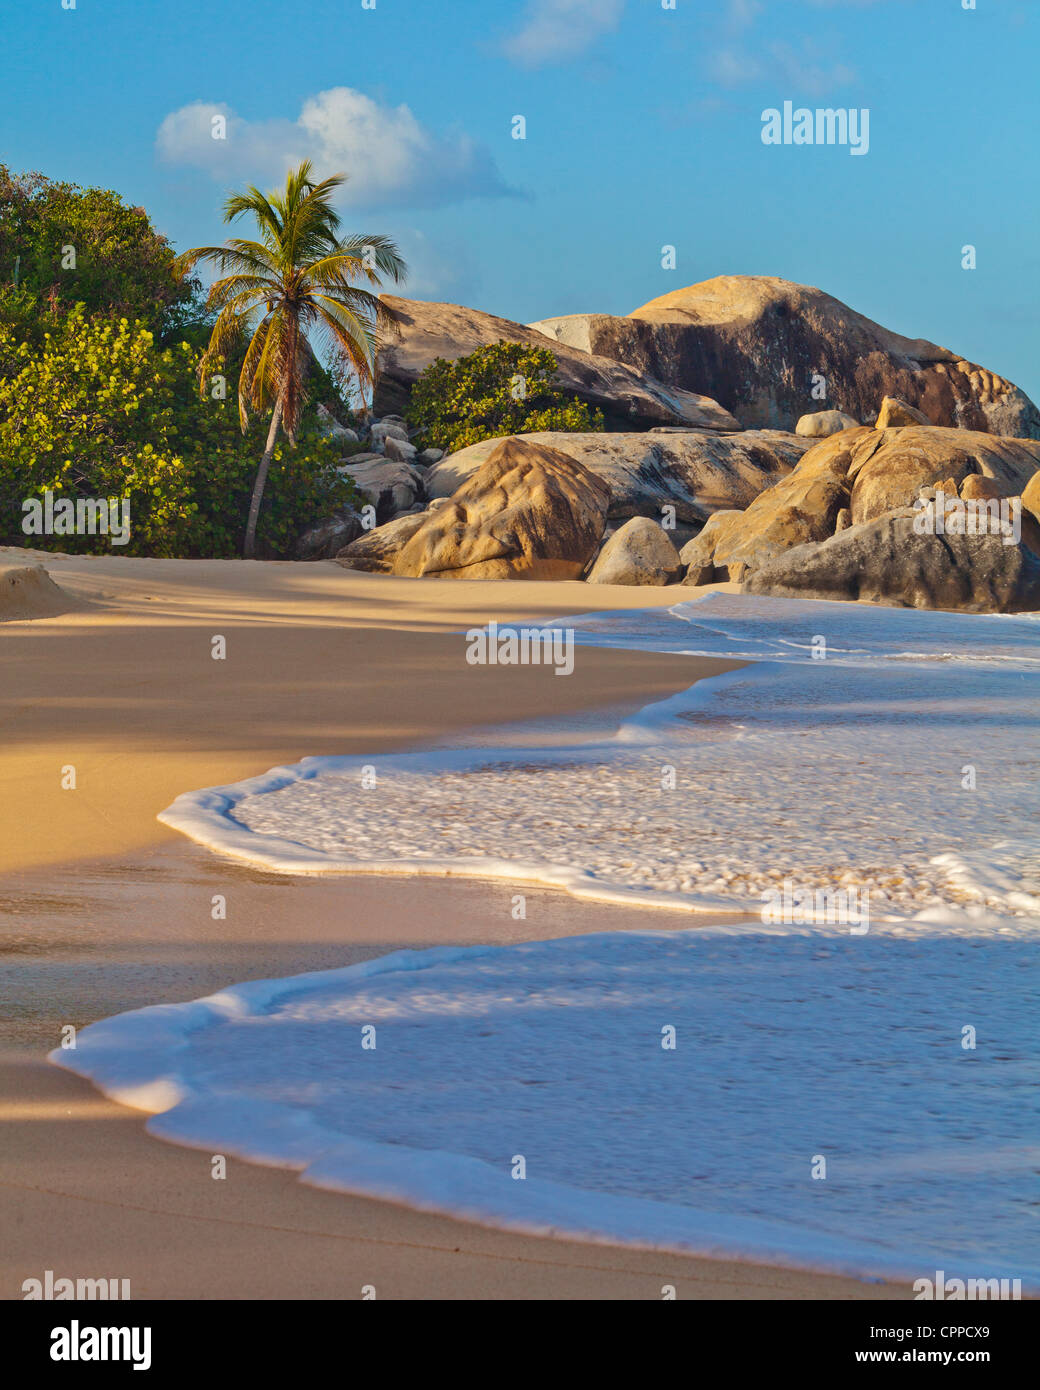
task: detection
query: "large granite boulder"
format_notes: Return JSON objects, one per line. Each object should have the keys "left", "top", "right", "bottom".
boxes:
{"left": 388, "top": 437, "right": 610, "bottom": 580}
{"left": 374, "top": 296, "right": 740, "bottom": 432}
{"left": 586, "top": 517, "right": 682, "bottom": 586}
{"left": 383, "top": 435, "right": 419, "bottom": 465}
{"left": 530, "top": 275, "right": 1040, "bottom": 438}
{"left": 370, "top": 419, "right": 410, "bottom": 448}
{"left": 680, "top": 469, "right": 851, "bottom": 584}
{"left": 845, "top": 427, "right": 1040, "bottom": 524}
{"left": 315, "top": 404, "right": 358, "bottom": 443}
{"left": 338, "top": 456, "right": 426, "bottom": 522}
{"left": 335, "top": 512, "right": 429, "bottom": 573}
{"left": 426, "top": 429, "right": 809, "bottom": 524}
{"left": 1023, "top": 470, "right": 1040, "bottom": 525}
{"left": 875, "top": 395, "right": 931, "bottom": 429}
{"left": 796, "top": 409, "right": 860, "bottom": 437}
{"left": 960, "top": 475, "right": 1010, "bottom": 502}
{"left": 681, "top": 425, "right": 1040, "bottom": 583}
{"left": 744, "top": 510, "right": 1040, "bottom": 614}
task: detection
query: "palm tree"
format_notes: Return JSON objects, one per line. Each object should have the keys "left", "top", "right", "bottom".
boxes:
{"left": 175, "top": 161, "right": 406, "bottom": 557}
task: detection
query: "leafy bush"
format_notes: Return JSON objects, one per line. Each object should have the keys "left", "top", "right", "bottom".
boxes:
{"left": 405, "top": 340, "right": 604, "bottom": 455}
{"left": 0, "top": 308, "right": 359, "bottom": 557}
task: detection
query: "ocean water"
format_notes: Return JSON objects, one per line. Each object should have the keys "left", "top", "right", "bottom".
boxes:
{"left": 53, "top": 594, "right": 1040, "bottom": 1282}
{"left": 158, "top": 593, "right": 1040, "bottom": 926}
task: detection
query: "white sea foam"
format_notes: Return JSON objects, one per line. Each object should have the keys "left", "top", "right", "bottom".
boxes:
{"left": 158, "top": 594, "right": 1040, "bottom": 928}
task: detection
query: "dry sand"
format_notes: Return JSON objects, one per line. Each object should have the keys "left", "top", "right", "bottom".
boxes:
{"left": 0, "top": 562, "right": 86, "bottom": 622}
{"left": 0, "top": 548, "right": 906, "bottom": 1299}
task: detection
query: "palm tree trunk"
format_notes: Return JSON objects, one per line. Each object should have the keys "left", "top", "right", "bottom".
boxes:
{"left": 243, "top": 396, "right": 284, "bottom": 559}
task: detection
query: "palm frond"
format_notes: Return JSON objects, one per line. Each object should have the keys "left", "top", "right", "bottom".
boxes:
{"left": 204, "top": 280, "right": 278, "bottom": 319}
{"left": 334, "top": 233, "right": 407, "bottom": 285}
{"left": 178, "top": 160, "right": 409, "bottom": 455}
{"left": 237, "top": 314, "right": 274, "bottom": 430}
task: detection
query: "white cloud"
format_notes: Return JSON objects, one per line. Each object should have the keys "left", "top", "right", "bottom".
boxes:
{"left": 710, "top": 40, "right": 857, "bottom": 94}
{"left": 156, "top": 88, "right": 515, "bottom": 209}
{"left": 711, "top": 3, "right": 865, "bottom": 94}
{"left": 709, "top": 48, "right": 764, "bottom": 86}
{"left": 767, "top": 41, "right": 857, "bottom": 95}
{"left": 502, "top": 0, "right": 625, "bottom": 67}
{"left": 725, "top": 0, "right": 763, "bottom": 30}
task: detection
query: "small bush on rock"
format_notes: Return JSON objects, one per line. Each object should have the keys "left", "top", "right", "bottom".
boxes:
{"left": 405, "top": 340, "right": 604, "bottom": 455}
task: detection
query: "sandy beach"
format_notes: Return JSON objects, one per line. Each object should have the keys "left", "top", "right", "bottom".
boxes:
{"left": 0, "top": 548, "right": 911, "bottom": 1299}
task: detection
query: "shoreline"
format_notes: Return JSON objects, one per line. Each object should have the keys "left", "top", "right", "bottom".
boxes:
{"left": 50, "top": 912, "right": 1038, "bottom": 1290}
{"left": 3, "top": 848, "right": 905, "bottom": 1300}
{"left": 1, "top": 553, "right": 906, "bottom": 1298}
{"left": 151, "top": 660, "right": 762, "bottom": 914}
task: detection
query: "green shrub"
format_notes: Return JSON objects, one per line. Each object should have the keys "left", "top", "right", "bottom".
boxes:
{"left": 405, "top": 340, "right": 604, "bottom": 455}
{"left": 0, "top": 308, "right": 359, "bottom": 557}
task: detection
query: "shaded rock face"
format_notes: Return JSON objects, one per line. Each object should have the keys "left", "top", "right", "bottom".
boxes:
{"left": 586, "top": 516, "right": 682, "bottom": 586}
{"left": 374, "top": 296, "right": 740, "bottom": 432}
{"left": 338, "top": 457, "right": 426, "bottom": 523}
{"left": 390, "top": 437, "right": 610, "bottom": 580}
{"left": 682, "top": 425, "right": 1040, "bottom": 586}
{"left": 679, "top": 512, "right": 742, "bottom": 585}
{"left": 335, "top": 512, "right": 429, "bottom": 573}
{"left": 530, "top": 276, "right": 1040, "bottom": 438}
{"left": 925, "top": 489, "right": 1040, "bottom": 557}
{"left": 426, "top": 429, "right": 809, "bottom": 525}
{"left": 295, "top": 511, "right": 363, "bottom": 561}
{"left": 744, "top": 511, "right": 1040, "bottom": 614}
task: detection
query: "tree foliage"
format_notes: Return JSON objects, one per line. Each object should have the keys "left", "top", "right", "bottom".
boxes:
{"left": 405, "top": 341, "right": 605, "bottom": 455}
{"left": 0, "top": 308, "right": 358, "bottom": 557}
{"left": 175, "top": 161, "right": 406, "bottom": 555}
{"left": 0, "top": 166, "right": 200, "bottom": 341}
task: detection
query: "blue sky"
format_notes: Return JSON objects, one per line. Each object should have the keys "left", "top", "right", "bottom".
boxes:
{"left": 2, "top": 0, "right": 1037, "bottom": 399}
